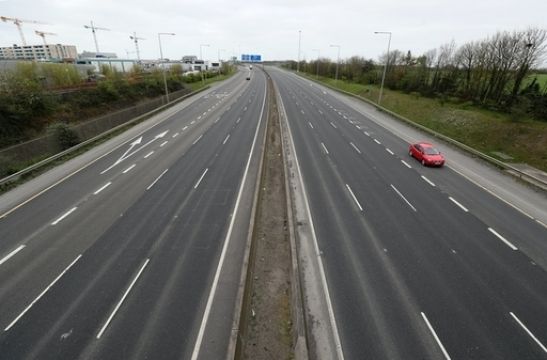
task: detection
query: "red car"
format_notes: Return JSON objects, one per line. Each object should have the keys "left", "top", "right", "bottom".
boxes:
{"left": 409, "top": 142, "right": 445, "bottom": 167}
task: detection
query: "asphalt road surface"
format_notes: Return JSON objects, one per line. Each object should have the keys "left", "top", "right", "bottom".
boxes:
{"left": 269, "top": 66, "right": 547, "bottom": 360}
{"left": 0, "top": 67, "right": 267, "bottom": 360}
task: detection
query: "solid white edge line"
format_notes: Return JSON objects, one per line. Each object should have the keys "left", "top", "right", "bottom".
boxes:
{"left": 488, "top": 227, "right": 518, "bottom": 250}
{"left": 146, "top": 169, "right": 169, "bottom": 190}
{"left": 122, "top": 164, "right": 136, "bottom": 174}
{"left": 350, "top": 142, "right": 361, "bottom": 154}
{"left": 386, "top": 148, "right": 394, "bottom": 155}
{"left": 222, "top": 134, "right": 231, "bottom": 145}
{"left": 93, "top": 182, "right": 112, "bottom": 195}
{"left": 144, "top": 151, "right": 154, "bottom": 159}
{"left": 5, "top": 254, "right": 82, "bottom": 331}
{"left": 0, "top": 245, "right": 26, "bottom": 266}
{"left": 421, "top": 175, "right": 436, "bottom": 187}
{"left": 448, "top": 197, "right": 469, "bottom": 212}
{"left": 321, "top": 142, "right": 329, "bottom": 155}
{"left": 346, "top": 184, "right": 364, "bottom": 211}
{"left": 401, "top": 160, "right": 412, "bottom": 168}
{"left": 193, "top": 168, "right": 209, "bottom": 189}
{"left": 391, "top": 184, "right": 417, "bottom": 212}
{"left": 279, "top": 85, "right": 345, "bottom": 360}
{"left": 374, "top": 139, "right": 381, "bottom": 144}
{"left": 421, "top": 312, "right": 452, "bottom": 360}
{"left": 510, "top": 312, "right": 547, "bottom": 353}
{"left": 192, "top": 134, "right": 203, "bottom": 145}
{"left": 190, "top": 78, "right": 267, "bottom": 360}
{"left": 51, "top": 207, "right": 78, "bottom": 225}
{"left": 96, "top": 258, "right": 150, "bottom": 339}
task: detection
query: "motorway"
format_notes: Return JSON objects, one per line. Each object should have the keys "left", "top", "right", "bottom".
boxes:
{"left": 0, "top": 68, "right": 267, "bottom": 359}
{"left": 269, "top": 66, "right": 547, "bottom": 359}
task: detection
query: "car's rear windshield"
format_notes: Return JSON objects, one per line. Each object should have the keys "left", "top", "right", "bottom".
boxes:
{"left": 424, "top": 147, "right": 440, "bottom": 155}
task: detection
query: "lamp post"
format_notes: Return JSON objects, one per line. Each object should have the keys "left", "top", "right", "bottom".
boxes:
{"left": 312, "top": 49, "right": 320, "bottom": 79}
{"left": 218, "top": 48, "right": 226, "bottom": 74}
{"left": 374, "top": 31, "right": 392, "bottom": 105}
{"left": 297, "top": 30, "right": 302, "bottom": 72}
{"left": 158, "top": 32, "right": 175, "bottom": 103}
{"left": 200, "top": 44, "right": 210, "bottom": 85}
{"left": 330, "top": 44, "right": 340, "bottom": 84}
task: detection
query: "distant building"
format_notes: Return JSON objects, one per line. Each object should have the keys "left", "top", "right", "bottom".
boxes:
{"left": 182, "top": 55, "right": 198, "bottom": 63}
{"left": 0, "top": 44, "right": 78, "bottom": 61}
{"left": 80, "top": 51, "right": 118, "bottom": 59}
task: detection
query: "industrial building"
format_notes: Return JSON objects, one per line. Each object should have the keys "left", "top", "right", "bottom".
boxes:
{"left": 0, "top": 44, "right": 78, "bottom": 61}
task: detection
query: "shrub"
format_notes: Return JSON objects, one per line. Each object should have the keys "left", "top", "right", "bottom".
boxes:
{"left": 47, "top": 123, "right": 80, "bottom": 150}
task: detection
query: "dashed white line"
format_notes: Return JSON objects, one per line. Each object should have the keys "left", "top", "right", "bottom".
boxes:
{"left": 386, "top": 148, "right": 394, "bottom": 155}
{"left": 214, "top": 117, "right": 220, "bottom": 123}
{"left": 197, "top": 116, "right": 202, "bottom": 120}
{"left": 160, "top": 141, "right": 168, "bottom": 147}
{"left": 194, "top": 168, "right": 209, "bottom": 189}
{"left": 318, "top": 110, "right": 323, "bottom": 115}
{"left": 321, "top": 142, "right": 329, "bottom": 155}
{"left": 97, "top": 259, "right": 150, "bottom": 339}
{"left": 51, "top": 207, "right": 78, "bottom": 225}
{"left": 308, "top": 122, "right": 314, "bottom": 129}
{"left": 191, "top": 120, "right": 196, "bottom": 125}
{"left": 510, "top": 312, "right": 547, "bottom": 353}
{"left": 182, "top": 126, "right": 188, "bottom": 131}
{"left": 5, "top": 254, "right": 82, "bottom": 331}
{"left": 123, "top": 164, "right": 136, "bottom": 173}
{"left": 346, "top": 184, "right": 363, "bottom": 211}
{"left": 244, "top": 106, "right": 248, "bottom": 111}
{"left": 421, "top": 175, "right": 436, "bottom": 187}
{"left": 172, "top": 132, "right": 179, "bottom": 138}
{"left": 94, "top": 182, "right": 112, "bottom": 195}
{"left": 391, "top": 184, "right": 417, "bottom": 212}
{"left": 330, "top": 122, "right": 338, "bottom": 129}
{"left": 144, "top": 151, "right": 154, "bottom": 159}
{"left": 374, "top": 139, "right": 381, "bottom": 145}
{"left": 449, "top": 197, "right": 469, "bottom": 212}
{"left": 147, "top": 169, "right": 168, "bottom": 190}
{"left": 222, "top": 134, "right": 230, "bottom": 145}
{"left": 236, "top": 117, "right": 241, "bottom": 124}
{"left": 350, "top": 142, "right": 362, "bottom": 154}
{"left": 488, "top": 228, "right": 518, "bottom": 250}
{"left": 421, "top": 312, "right": 452, "bottom": 360}
{"left": 355, "top": 125, "right": 361, "bottom": 130}
{"left": 364, "top": 131, "right": 370, "bottom": 136}
{"left": 401, "top": 160, "right": 412, "bottom": 168}
{"left": 192, "top": 135, "right": 203, "bottom": 145}
{"left": 0, "top": 245, "right": 25, "bottom": 267}
{"left": 202, "top": 112, "right": 207, "bottom": 116}
{"left": 301, "top": 110, "right": 305, "bottom": 114}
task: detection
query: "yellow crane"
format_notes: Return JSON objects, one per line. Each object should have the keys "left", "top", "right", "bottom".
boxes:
{"left": 1, "top": 16, "right": 46, "bottom": 46}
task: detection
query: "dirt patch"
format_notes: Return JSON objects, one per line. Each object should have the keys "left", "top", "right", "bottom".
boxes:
{"left": 238, "top": 76, "right": 294, "bottom": 359}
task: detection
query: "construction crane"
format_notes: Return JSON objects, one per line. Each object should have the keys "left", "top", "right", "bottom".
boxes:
{"left": 1, "top": 16, "right": 45, "bottom": 46}
{"left": 130, "top": 32, "right": 145, "bottom": 61}
{"left": 83, "top": 20, "right": 109, "bottom": 53}
{"left": 35, "top": 30, "right": 56, "bottom": 60}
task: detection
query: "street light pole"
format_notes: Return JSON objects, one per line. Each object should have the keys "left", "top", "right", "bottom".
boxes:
{"left": 200, "top": 44, "right": 210, "bottom": 86}
{"left": 158, "top": 32, "right": 175, "bottom": 104}
{"left": 330, "top": 44, "right": 340, "bottom": 84}
{"left": 297, "top": 30, "right": 302, "bottom": 72}
{"left": 218, "top": 48, "right": 225, "bottom": 75}
{"left": 374, "top": 31, "right": 392, "bottom": 105}
{"left": 312, "top": 49, "right": 320, "bottom": 79}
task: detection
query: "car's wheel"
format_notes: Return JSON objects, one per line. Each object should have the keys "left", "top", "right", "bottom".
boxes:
{"left": 421, "top": 159, "right": 426, "bottom": 166}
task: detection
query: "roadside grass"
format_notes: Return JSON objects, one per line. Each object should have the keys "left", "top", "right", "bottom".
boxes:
{"left": 186, "top": 72, "right": 235, "bottom": 91}
{"left": 525, "top": 73, "right": 547, "bottom": 89}
{"left": 311, "top": 75, "right": 547, "bottom": 172}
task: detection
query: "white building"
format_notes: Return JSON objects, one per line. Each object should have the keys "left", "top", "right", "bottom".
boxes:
{"left": 0, "top": 44, "right": 78, "bottom": 61}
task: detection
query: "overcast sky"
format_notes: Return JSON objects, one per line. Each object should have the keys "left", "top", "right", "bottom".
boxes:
{"left": 1, "top": 0, "right": 546, "bottom": 63}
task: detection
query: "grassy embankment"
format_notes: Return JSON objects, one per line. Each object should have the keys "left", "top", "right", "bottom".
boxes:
{"left": 309, "top": 75, "right": 547, "bottom": 172}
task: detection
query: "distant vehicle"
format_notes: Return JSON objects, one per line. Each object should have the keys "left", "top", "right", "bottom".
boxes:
{"left": 249, "top": 65, "right": 253, "bottom": 70}
{"left": 246, "top": 72, "right": 251, "bottom": 80}
{"left": 409, "top": 142, "right": 445, "bottom": 167}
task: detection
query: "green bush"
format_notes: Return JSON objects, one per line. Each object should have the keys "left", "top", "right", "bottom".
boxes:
{"left": 47, "top": 123, "right": 80, "bottom": 150}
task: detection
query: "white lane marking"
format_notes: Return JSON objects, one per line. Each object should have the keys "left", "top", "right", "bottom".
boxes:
{"left": 421, "top": 312, "right": 452, "bottom": 360}
{"left": 355, "top": 125, "right": 361, "bottom": 130}
{"left": 301, "top": 110, "right": 305, "bottom": 115}
{"left": 236, "top": 117, "right": 241, "bottom": 124}
{"left": 182, "top": 126, "right": 188, "bottom": 131}
{"left": 364, "top": 131, "right": 370, "bottom": 136}
{"left": 214, "top": 117, "right": 220, "bottom": 123}
{"left": 202, "top": 112, "right": 207, "bottom": 116}
{"left": 346, "top": 184, "right": 363, "bottom": 212}
{"left": 97, "top": 259, "right": 150, "bottom": 339}
{"left": 374, "top": 139, "right": 381, "bottom": 145}
{"left": 94, "top": 182, "right": 112, "bottom": 195}
{"left": 330, "top": 122, "right": 338, "bottom": 129}
{"left": 350, "top": 142, "right": 362, "bottom": 154}
{"left": 197, "top": 116, "right": 202, "bottom": 120}
{"left": 421, "top": 175, "right": 436, "bottom": 187}
{"left": 0, "top": 245, "right": 25, "bottom": 267}
{"left": 308, "top": 122, "right": 314, "bottom": 129}
{"left": 386, "top": 148, "right": 394, "bottom": 155}
{"left": 192, "top": 134, "right": 203, "bottom": 145}
{"left": 343, "top": 115, "right": 348, "bottom": 119}
{"left": 123, "top": 164, "right": 136, "bottom": 174}
{"left": 144, "top": 151, "right": 154, "bottom": 159}
{"left": 172, "top": 132, "right": 179, "bottom": 138}
{"left": 488, "top": 228, "right": 518, "bottom": 250}
{"left": 222, "top": 134, "right": 230, "bottom": 145}
{"left": 194, "top": 168, "right": 209, "bottom": 189}
{"left": 244, "top": 106, "right": 248, "bottom": 111}
{"left": 160, "top": 141, "right": 168, "bottom": 147}
{"left": 319, "top": 110, "right": 323, "bottom": 115}
{"left": 191, "top": 79, "right": 267, "bottom": 360}
{"left": 391, "top": 185, "right": 417, "bottom": 212}
{"left": 449, "top": 197, "right": 469, "bottom": 212}
{"left": 191, "top": 120, "right": 197, "bottom": 125}
{"left": 321, "top": 142, "right": 329, "bottom": 155}
{"left": 510, "top": 312, "right": 547, "bottom": 353}
{"left": 5, "top": 255, "right": 82, "bottom": 331}
{"left": 147, "top": 169, "right": 168, "bottom": 190}
{"left": 51, "top": 207, "right": 78, "bottom": 225}
{"left": 401, "top": 160, "right": 412, "bottom": 168}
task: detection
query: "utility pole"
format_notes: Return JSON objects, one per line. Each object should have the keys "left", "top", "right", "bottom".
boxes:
{"left": 313, "top": 48, "right": 320, "bottom": 79}
{"left": 330, "top": 44, "right": 340, "bottom": 84}
{"left": 83, "top": 21, "right": 109, "bottom": 53}
{"left": 297, "top": 30, "right": 302, "bottom": 72}
{"left": 374, "top": 31, "right": 392, "bottom": 105}
{"left": 158, "top": 32, "right": 175, "bottom": 103}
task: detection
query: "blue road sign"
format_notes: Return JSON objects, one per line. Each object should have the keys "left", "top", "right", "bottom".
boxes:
{"left": 241, "top": 54, "right": 262, "bottom": 62}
